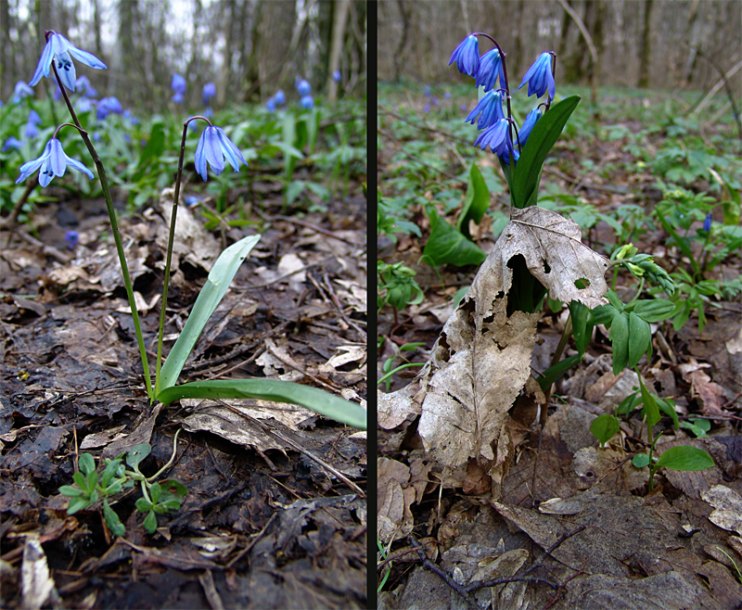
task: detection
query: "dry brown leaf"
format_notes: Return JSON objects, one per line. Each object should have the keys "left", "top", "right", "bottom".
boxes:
{"left": 21, "top": 536, "right": 56, "bottom": 610}
{"left": 702, "top": 485, "right": 742, "bottom": 536}
{"left": 688, "top": 369, "right": 727, "bottom": 416}
{"left": 377, "top": 457, "right": 416, "bottom": 543}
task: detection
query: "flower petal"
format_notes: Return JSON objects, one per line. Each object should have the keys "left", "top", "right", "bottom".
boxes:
{"left": 63, "top": 153, "right": 95, "bottom": 180}
{"left": 49, "top": 139, "right": 67, "bottom": 176}
{"left": 29, "top": 39, "right": 54, "bottom": 86}
{"left": 203, "top": 127, "right": 224, "bottom": 175}
{"left": 67, "top": 45, "right": 107, "bottom": 70}
{"left": 215, "top": 128, "right": 246, "bottom": 172}
{"left": 38, "top": 157, "right": 55, "bottom": 187}
{"left": 54, "top": 51, "right": 77, "bottom": 91}
{"left": 194, "top": 129, "right": 208, "bottom": 181}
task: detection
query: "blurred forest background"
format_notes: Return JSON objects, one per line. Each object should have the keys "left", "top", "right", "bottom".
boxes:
{"left": 0, "top": 0, "right": 367, "bottom": 108}
{"left": 379, "top": 0, "right": 741, "bottom": 94}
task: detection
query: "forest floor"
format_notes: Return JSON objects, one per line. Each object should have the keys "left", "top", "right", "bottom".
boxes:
{"left": 377, "top": 83, "right": 742, "bottom": 609}
{"left": 0, "top": 172, "right": 367, "bottom": 608}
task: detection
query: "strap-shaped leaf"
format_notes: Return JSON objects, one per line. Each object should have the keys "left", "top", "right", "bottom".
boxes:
{"left": 157, "top": 379, "right": 367, "bottom": 430}
{"left": 456, "top": 163, "right": 489, "bottom": 238}
{"left": 511, "top": 96, "right": 581, "bottom": 207}
{"left": 158, "top": 235, "right": 261, "bottom": 392}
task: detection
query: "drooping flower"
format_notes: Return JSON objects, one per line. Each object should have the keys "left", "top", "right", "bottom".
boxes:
{"left": 423, "top": 85, "right": 432, "bottom": 98}
{"left": 474, "top": 118, "right": 516, "bottom": 161}
{"left": 193, "top": 125, "right": 247, "bottom": 182}
{"left": 273, "top": 89, "right": 286, "bottom": 105}
{"left": 332, "top": 70, "right": 341, "bottom": 83}
{"left": 76, "top": 98, "right": 93, "bottom": 114}
{"left": 13, "top": 81, "right": 34, "bottom": 102}
{"left": 296, "top": 78, "right": 311, "bottom": 96}
{"left": 65, "top": 230, "right": 79, "bottom": 249}
{"left": 476, "top": 48, "right": 506, "bottom": 92}
{"left": 449, "top": 35, "right": 480, "bottom": 78}
{"left": 703, "top": 213, "right": 712, "bottom": 232}
{"left": 171, "top": 74, "right": 186, "bottom": 103}
{"left": 2, "top": 137, "right": 22, "bottom": 152}
{"left": 266, "top": 98, "right": 277, "bottom": 112}
{"left": 202, "top": 82, "right": 216, "bottom": 105}
{"left": 519, "top": 52, "right": 556, "bottom": 99}
{"left": 300, "top": 95, "right": 314, "bottom": 110}
{"left": 465, "top": 90, "right": 504, "bottom": 130}
{"left": 16, "top": 138, "right": 94, "bottom": 187}
{"left": 30, "top": 31, "right": 107, "bottom": 92}
{"left": 28, "top": 110, "right": 42, "bottom": 126}
{"left": 518, "top": 107, "right": 542, "bottom": 147}
{"left": 75, "top": 75, "right": 98, "bottom": 98}
{"left": 96, "top": 96, "right": 123, "bottom": 120}
{"left": 24, "top": 121, "right": 39, "bottom": 140}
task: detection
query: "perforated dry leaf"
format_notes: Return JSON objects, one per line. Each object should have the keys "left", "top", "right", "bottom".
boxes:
{"left": 377, "top": 457, "right": 416, "bottom": 543}
{"left": 384, "top": 208, "right": 608, "bottom": 495}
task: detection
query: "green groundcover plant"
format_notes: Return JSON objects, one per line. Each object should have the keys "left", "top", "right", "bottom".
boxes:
{"left": 17, "top": 31, "right": 366, "bottom": 535}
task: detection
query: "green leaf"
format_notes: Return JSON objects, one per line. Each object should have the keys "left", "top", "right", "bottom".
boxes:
{"left": 135, "top": 497, "right": 152, "bottom": 513}
{"left": 158, "top": 234, "right": 261, "bottom": 391}
{"left": 632, "top": 299, "right": 675, "bottom": 323}
{"left": 67, "top": 496, "right": 92, "bottom": 515}
{"left": 149, "top": 483, "right": 162, "bottom": 504}
{"left": 632, "top": 453, "right": 651, "bottom": 468}
{"left": 510, "top": 96, "right": 581, "bottom": 207}
{"left": 590, "top": 303, "right": 616, "bottom": 326}
{"left": 78, "top": 453, "right": 96, "bottom": 475}
{"left": 655, "top": 446, "right": 714, "bottom": 471}
{"left": 609, "top": 312, "right": 629, "bottom": 374}
{"left": 143, "top": 511, "right": 158, "bottom": 534}
{"left": 134, "top": 120, "right": 166, "bottom": 179}
{"left": 103, "top": 499, "right": 126, "bottom": 537}
{"left": 680, "top": 418, "right": 711, "bottom": 438}
{"left": 126, "top": 444, "right": 152, "bottom": 470}
{"left": 59, "top": 485, "right": 84, "bottom": 497}
{"left": 537, "top": 354, "right": 582, "bottom": 392}
{"left": 657, "top": 396, "right": 680, "bottom": 429}
{"left": 616, "top": 391, "right": 641, "bottom": 417}
{"left": 569, "top": 300, "right": 592, "bottom": 355}
{"left": 639, "top": 376, "right": 661, "bottom": 429}
{"left": 422, "top": 209, "right": 486, "bottom": 268}
{"left": 627, "top": 312, "right": 651, "bottom": 368}
{"left": 158, "top": 499, "right": 183, "bottom": 512}
{"left": 590, "top": 414, "right": 621, "bottom": 447}
{"left": 160, "top": 479, "right": 188, "bottom": 499}
{"left": 456, "top": 163, "right": 490, "bottom": 238}
{"left": 157, "top": 378, "right": 367, "bottom": 429}
{"left": 100, "top": 458, "right": 122, "bottom": 487}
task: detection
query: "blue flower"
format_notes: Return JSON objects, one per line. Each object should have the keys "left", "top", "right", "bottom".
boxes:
{"left": 266, "top": 98, "right": 276, "bottom": 112}
{"left": 202, "top": 82, "right": 216, "bottom": 105}
{"left": 172, "top": 73, "right": 186, "bottom": 94}
{"left": 476, "top": 49, "right": 506, "bottom": 92}
{"left": 449, "top": 35, "right": 479, "bottom": 78}
{"left": 172, "top": 91, "right": 184, "bottom": 104}
{"left": 76, "top": 98, "right": 93, "bottom": 113}
{"left": 194, "top": 125, "right": 247, "bottom": 182}
{"left": 332, "top": 70, "right": 341, "bottom": 83}
{"left": 518, "top": 107, "right": 542, "bottom": 147}
{"left": 519, "top": 52, "right": 555, "bottom": 99}
{"left": 75, "top": 75, "right": 97, "bottom": 98}
{"left": 465, "top": 91, "right": 504, "bottom": 130}
{"left": 423, "top": 85, "right": 432, "bottom": 97}
{"left": 703, "top": 213, "right": 712, "bottom": 232}
{"left": 97, "top": 96, "right": 123, "bottom": 120}
{"left": 474, "top": 118, "right": 516, "bottom": 160}
{"left": 423, "top": 103, "right": 431, "bottom": 113}
{"left": 65, "top": 230, "right": 79, "bottom": 249}
{"left": 2, "top": 137, "right": 22, "bottom": 152}
{"left": 16, "top": 138, "right": 94, "bottom": 187}
{"left": 296, "top": 78, "right": 311, "bottom": 96}
{"left": 24, "top": 121, "right": 39, "bottom": 139}
{"left": 300, "top": 95, "right": 314, "bottom": 110}
{"left": 13, "top": 81, "right": 34, "bottom": 102}
{"left": 30, "top": 31, "right": 106, "bottom": 92}
{"left": 273, "top": 89, "right": 286, "bottom": 105}
{"left": 28, "top": 110, "right": 42, "bottom": 126}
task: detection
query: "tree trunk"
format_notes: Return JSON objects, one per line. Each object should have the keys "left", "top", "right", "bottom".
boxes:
{"left": 638, "top": 0, "right": 654, "bottom": 88}
{"left": 327, "top": 0, "right": 350, "bottom": 101}
{"left": 0, "top": 0, "right": 10, "bottom": 99}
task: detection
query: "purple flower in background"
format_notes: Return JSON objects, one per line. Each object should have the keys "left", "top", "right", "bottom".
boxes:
{"left": 518, "top": 107, "right": 542, "bottom": 147}
{"left": 65, "top": 230, "right": 79, "bottom": 249}
{"left": 476, "top": 48, "right": 506, "bottom": 92}
{"left": 76, "top": 98, "right": 93, "bottom": 113}
{"left": 300, "top": 95, "right": 314, "bottom": 110}
{"left": 703, "top": 213, "right": 712, "bottom": 232}
{"left": 449, "top": 35, "right": 479, "bottom": 78}
{"left": 28, "top": 110, "right": 42, "bottom": 126}
{"left": 172, "top": 92, "right": 185, "bottom": 104}
{"left": 519, "top": 52, "right": 556, "bottom": 99}
{"left": 273, "top": 89, "right": 286, "bottom": 105}
{"left": 194, "top": 125, "right": 247, "bottom": 181}
{"left": 332, "top": 70, "right": 341, "bottom": 83}
{"left": 465, "top": 90, "right": 504, "bottom": 130}
{"left": 13, "top": 81, "right": 34, "bottom": 102}
{"left": 2, "top": 137, "right": 22, "bottom": 152}
{"left": 202, "top": 82, "right": 216, "bottom": 105}
{"left": 296, "top": 78, "right": 311, "bottom": 96}
{"left": 124, "top": 110, "right": 139, "bottom": 125}
{"left": 423, "top": 103, "right": 431, "bottom": 113}
{"left": 30, "top": 31, "right": 107, "bottom": 92}
{"left": 203, "top": 107, "right": 213, "bottom": 118}
{"left": 171, "top": 73, "right": 186, "bottom": 103}
{"left": 423, "top": 85, "right": 432, "bottom": 97}
{"left": 184, "top": 195, "right": 200, "bottom": 207}
{"left": 97, "top": 96, "right": 123, "bottom": 120}
{"left": 24, "top": 121, "right": 39, "bottom": 139}
{"left": 266, "top": 98, "right": 277, "bottom": 112}
{"left": 16, "top": 138, "right": 94, "bottom": 186}
{"left": 75, "top": 75, "right": 97, "bottom": 98}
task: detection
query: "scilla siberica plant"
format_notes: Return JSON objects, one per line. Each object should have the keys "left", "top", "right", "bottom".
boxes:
{"left": 18, "top": 32, "right": 365, "bottom": 531}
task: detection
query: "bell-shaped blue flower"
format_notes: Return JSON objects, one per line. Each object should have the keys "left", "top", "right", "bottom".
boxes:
{"left": 16, "top": 138, "right": 94, "bottom": 187}
{"left": 97, "top": 96, "right": 123, "bottom": 120}
{"left": 13, "top": 81, "right": 34, "bottom": 102}
{"left": 449, "top": 35, "right": 480, "bottom": 78}
{"left": 75, "top": 75, "right": 98, "bottom": 98}
{"left": 519, "top": 52, "right": 555, "bottom": 99}
{"left": 465, "top": 91, "right": 504, "bottom": 130}
{"left": 703, "top": 213, "right": 712, "bottom": 232}
{"left": 24, "top": 121, "right": 39, "bottom": 139}
{"left": 273, "top": 89, "right": 286, "bottom": 105}
{"left": 2, "top": 137, "right": 22, "bottom": 152}
{"left": 28, "top": 110, "right": 42, "bottom": 126}
{"left": 30, "top": 31, "right": 106, "bottom": 92}
{"left": 296, "top": 78, "right": 311, "bottom": 96}
{"left": 518, "top": 107, "right": 542, "bottom": 147}
{"left": 202, "top": 82, "right": 216, "bottom": 105}
{"left": 194, "top": 125, "right": 247, "bottom": 182}
{"left": 474, "top": 118, "right": 516, "bottom": 160}
{"left": 300, "top": 95, "right": 314, "bottom": 110}
{"left": 476, "top": 49, "right": 506, "bottom": 92}
{"left": 332, "top": 70, "right": 341, "bottom": 83}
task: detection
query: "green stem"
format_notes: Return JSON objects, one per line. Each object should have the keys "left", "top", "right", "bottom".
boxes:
{"left": 646, "top": 412, "right": 656, "bottom": 491}
{"left": 51, "top": 63, "right": 153, "bottom": 399}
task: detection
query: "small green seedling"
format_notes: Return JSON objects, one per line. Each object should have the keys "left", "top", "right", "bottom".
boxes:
{"left": 59, "top": 432, "right": 186, "bottom": 536}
